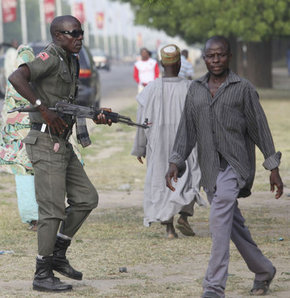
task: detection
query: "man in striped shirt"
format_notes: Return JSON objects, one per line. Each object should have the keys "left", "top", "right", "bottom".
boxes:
{"left": 166, "top": 36, "right": 283, "bottom": 298}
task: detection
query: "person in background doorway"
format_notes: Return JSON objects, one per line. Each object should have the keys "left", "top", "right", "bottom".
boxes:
{"left": 134, "top": 47, "right": 160, "bottom": 93}
{"left": 178, "top": 49, "right": 194, "bottom": 80}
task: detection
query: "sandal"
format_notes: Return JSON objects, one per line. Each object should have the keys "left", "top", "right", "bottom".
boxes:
{"left": 176, "top": 217, "right": 195, "bottom": 236}
{"left": 28, "top": 220, "right": 38, "bottom": 232}
{"left": 250, "top": 267, "right": 276, "bottom": 295}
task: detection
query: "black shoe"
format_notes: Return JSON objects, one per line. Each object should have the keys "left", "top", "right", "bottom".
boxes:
{"left": 52, "top": 255, "right": 83, "bottom": 280}
{"left": 33, "top": 256, "right": 72, "bottom": 292}
{"left": 33, "top": 276, "right": 72, "bottom": 292}
{"left": 52, "top": 236, "right": 83, "bottom": 280}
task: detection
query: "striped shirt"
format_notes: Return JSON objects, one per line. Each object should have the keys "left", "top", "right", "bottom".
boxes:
{"left": 169, "top": 71, "right": 281, "bottom": 196}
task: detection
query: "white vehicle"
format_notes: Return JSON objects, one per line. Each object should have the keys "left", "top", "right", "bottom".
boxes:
{"left": 91, "top": 48, "right": 111, "bottom": 71}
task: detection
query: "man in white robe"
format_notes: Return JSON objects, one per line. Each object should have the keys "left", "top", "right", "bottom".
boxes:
{"left": 132, "top": 44, "right": 205, "bottom": 239}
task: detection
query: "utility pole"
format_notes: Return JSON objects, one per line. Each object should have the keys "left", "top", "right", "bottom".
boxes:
{"left": 116, "top": 4, "right": 124, "bottom": 59}
{"left": 0, "top": 0, "right": 3, "bottom": 45}
{"left": 20, "top": 0, "right": 28, "bottom": 44}
{"left": 56, "top": 0, "right": 62, "bottom": 16}
{"left": 83, "top": 1, "right": 89, "bottom": 47}
{"left": 103, "top": 12, "right": 110, "bottom": 55}
{"left": 39, "top": 0, "right": 47, "bottom": 41}
{"left": 72, "top": 0, "right": 89, "bottom": 46}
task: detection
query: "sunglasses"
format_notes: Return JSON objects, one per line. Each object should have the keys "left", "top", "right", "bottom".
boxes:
{"left": 59, "top": 29, "right": 84, "bottom": 38}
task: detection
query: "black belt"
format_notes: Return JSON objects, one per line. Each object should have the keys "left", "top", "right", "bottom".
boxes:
{"left": 31, "top": 123, "right": 71, "bottom": 139}
{"left": 31, "top": 123, "right": 50, "bottom": 133}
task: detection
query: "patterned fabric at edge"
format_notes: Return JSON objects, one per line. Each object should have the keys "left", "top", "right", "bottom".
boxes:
{"left": 0, "top": 45, "right": 35, "bottom": 175}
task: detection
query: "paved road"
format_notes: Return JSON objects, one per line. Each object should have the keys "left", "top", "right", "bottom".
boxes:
{"left": 99, "top": 62, "right": 136, "bottom": 99}
{"left": 98, "top": 63, "right": 138, "bottom": 111}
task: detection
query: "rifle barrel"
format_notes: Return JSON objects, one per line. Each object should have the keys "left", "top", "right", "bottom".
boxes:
{"left": 8, "top": 102, "right": 149, "bottom": 129}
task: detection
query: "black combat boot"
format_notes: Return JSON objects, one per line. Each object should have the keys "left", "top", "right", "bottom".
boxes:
{"left": 33, "top": 256, "right": 72, "bottom": 292}
{"left": 52, "top": 236, "right": 83, "bottom": 280}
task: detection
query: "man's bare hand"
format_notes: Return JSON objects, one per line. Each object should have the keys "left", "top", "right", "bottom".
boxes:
{"left": 165, "top": 163, "right": 179, "bottom": 191}
{"left": 94, "top": 108, "right": 112, "bottom": 126}
{"left": 270, "top": 168, "right": 283, "bottom": 199}
{"left": 39, "top": 106, "right": 67, "bottom": 134}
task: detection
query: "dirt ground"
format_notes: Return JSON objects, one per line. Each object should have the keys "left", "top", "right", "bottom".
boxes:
{"left": 1, "top": 189, "right": 290, "bottom": 298}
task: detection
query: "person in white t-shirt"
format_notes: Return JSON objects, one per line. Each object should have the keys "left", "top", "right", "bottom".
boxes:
{"left": 134, "top": 48, "right": 160, "bottom": 93}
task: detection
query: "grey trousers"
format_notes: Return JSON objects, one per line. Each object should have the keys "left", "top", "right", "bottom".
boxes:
{"left": 203, "top": 165, "right": 275, "bottom": 298}
{"left": 25, "top": 131, "right": 98, "bottom": 256}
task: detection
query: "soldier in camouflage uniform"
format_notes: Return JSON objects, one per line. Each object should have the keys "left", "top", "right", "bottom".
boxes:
{"left": 9, "top": 15, "right": 109, "bottom": 292}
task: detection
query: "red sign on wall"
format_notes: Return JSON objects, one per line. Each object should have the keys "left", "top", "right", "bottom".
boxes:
{"left": 73, "top": 2, "right": 85, "bottom": 24}
{"left": 2, "top": 0, "right": 17, "bottom": 23}
{"left": 96, "top": 12, "right": 104, "bottom": 29}
{"left": 44, "top": 0, "right": 55, "bottom": 24}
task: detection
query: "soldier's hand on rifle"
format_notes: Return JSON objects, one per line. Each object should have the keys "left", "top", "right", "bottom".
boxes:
{"left": 93, "top": 107, "right": 112, "bottom": 126}
{"left": 38, "top": 105, "right": 68, "bottom": 134}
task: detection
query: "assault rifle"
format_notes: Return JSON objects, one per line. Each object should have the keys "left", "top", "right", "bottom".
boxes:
{"left": 8, "top": 101, "right": 149, "bottom": 129}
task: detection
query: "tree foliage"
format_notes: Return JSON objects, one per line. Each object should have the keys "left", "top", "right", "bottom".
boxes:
{"left": 117, "top": 0, "right": 290, "bottom": 43}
